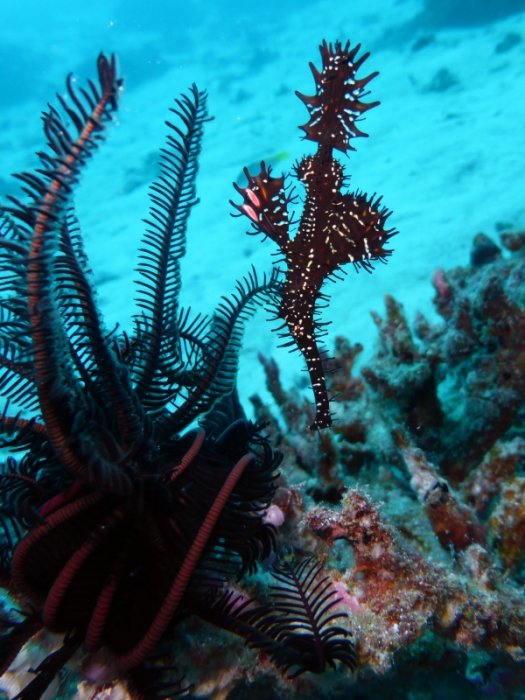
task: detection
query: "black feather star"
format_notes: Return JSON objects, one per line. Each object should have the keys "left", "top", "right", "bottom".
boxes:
{"left": 0, "top": 51, "right": 356, "bottom": 697}
{"left": 207, "top": 556, "right": 357, "bottom": 678}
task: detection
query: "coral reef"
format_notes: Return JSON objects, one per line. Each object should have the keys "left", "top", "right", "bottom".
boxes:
{"left": 242, "top": 230, "right": 525, "bottom": 697}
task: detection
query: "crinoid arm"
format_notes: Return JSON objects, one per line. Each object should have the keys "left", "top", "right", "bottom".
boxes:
{"left": 157, "top": 266, "right": 282, "bottom": 435}
{"left": 132, "top": 85, "right": 211, "bottom": 405}
{"left": 205, "top": 556, "right": 357, "bottom": 677}
{"left": 1, "top": 54, "right": 136, "bottom": 495}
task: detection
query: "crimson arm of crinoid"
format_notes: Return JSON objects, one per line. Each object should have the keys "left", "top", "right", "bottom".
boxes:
{"left": 96, "top": 53, "right": 122, "bottom": 112}
{"left": 231, "top": 162, "right": 291, "bottom": 249}
{"left": 296, "top": 39, "right": 379, "bottom": 154}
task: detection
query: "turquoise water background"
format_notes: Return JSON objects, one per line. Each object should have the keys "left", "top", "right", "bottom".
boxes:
{"left": 1, "top": 3, "right": 525, "bottom": 698}
{"left": 1, "top": 0, "right": 524, "bottom": 410}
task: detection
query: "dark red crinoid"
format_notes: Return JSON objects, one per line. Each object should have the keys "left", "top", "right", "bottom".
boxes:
{"left": 233, "top": 40, "right": 397, "bottom": 429}
{"left": 0, "top": 51, "right": 356, "bottom": 698}
{"left": 0, "top": 55, "right": 279, "bottom": 696}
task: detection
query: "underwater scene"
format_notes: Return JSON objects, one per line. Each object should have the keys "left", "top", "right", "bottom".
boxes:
{"left": 1, "top": 0, "right": 525, "bottom": 698}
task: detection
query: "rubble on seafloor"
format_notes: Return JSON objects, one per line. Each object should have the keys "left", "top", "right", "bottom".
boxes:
{"left": 2, "top": 231, "right": 524, "bottom": 699}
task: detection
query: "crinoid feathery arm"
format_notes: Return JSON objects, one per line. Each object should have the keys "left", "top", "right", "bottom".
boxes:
{"left": 233, "top": 40, "right": 396, "bottom": 429}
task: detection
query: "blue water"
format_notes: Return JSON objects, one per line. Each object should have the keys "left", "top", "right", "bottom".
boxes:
{"left": 3, "top": 1, "right": 525, "bottom": 412}
{"left": 2, "top": 2, "right": 524, "bottom": 394}
{"left": 0, "top": 2, "right": 525, "bottom": 694}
